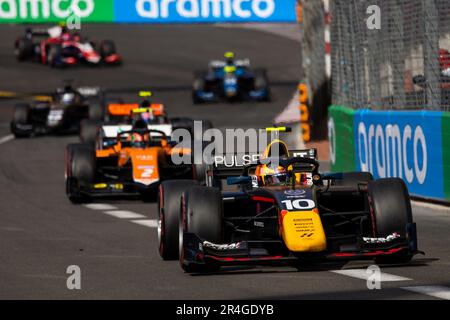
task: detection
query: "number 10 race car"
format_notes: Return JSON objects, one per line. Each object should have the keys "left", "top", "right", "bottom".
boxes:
{"left": 157, "top": 139, "right": 420, "bottom": 273}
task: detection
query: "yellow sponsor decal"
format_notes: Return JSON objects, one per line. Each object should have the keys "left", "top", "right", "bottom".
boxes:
{"left": 94, "top": 183, "right": 108, "bottom": 189}
{"left": 139, "top": 91, "right": 152, "bottom": 98}
{"left": 224, "top": 65, "right": 236, "bottom": 73}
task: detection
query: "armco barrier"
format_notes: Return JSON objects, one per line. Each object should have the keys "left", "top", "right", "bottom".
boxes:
{"left": 329, "top": 105, "right": 449, "bottom": 202}
{"left": 0, "top": 0, "right": 297, "bottom": 24}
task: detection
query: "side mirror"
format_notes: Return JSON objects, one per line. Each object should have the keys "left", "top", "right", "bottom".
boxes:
{"left": 321, "top": 172, "right": 344, "bottom": 181}
{"left": 227, "top": 176, "right": 252, "bottom": 185}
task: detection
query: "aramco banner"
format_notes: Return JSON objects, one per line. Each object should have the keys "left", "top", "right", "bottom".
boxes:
{"left": 328, "top": 105, "right": 449, "bottom": 201}
{"left": 0, "top": 0, "right": 297, "bottom": 23}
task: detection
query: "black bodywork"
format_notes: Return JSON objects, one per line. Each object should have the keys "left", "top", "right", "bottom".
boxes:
{"left": 179, "top": 152, "right": 420, "bottom": 271}
{"left": 10, "top": 87, "right": 103, "bottom": 137}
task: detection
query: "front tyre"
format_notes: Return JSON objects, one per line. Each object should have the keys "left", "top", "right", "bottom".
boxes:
{"left": 368, "top": 178, "right": 414, "bottom": 264}
{"left": 179, "top": 186, "right": 223, "bottom": 272}
{"left": 66, "top": 144, "right": 96, "bottom": 203}
{"left": 158, "top": 180, "right": 199, "bottom": 260}
{"left": 11, "top": 103, "right": 32, "bottom": 138}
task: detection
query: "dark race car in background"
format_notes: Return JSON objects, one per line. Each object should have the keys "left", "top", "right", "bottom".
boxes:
{"left": 10, "top": 85, "right": 105, "bottom": 137}
{"left": 14, "top": 26, "right": 121, "bottom": 68}
{"left": 192, "top": 53, "right": 270, "bottom": 104}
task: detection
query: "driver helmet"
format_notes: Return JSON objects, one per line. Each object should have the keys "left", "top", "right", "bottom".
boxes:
{"left": 224, "top": 51, "right": 235, "bottom": 65}
{"left": 256, "top": 165, "right": 290, "bottom": 187}
{"left": 132, "top": 109, "right": 154, "bottom": 126}
{"left": 255, "top": 164, "right": 310, "bottom": 187}
{"left": 126, "top": 132, "right": 146, "bottom": 148}
{"left": 61, "top": 92, "right": 75, "bottom": 105}
{"left": 58, "top": 22, "right": 70, "bottom": 39}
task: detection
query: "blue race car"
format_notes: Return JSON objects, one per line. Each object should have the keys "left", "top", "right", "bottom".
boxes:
{"left": 192, "top": 52, "right": 270, "bottom": 104}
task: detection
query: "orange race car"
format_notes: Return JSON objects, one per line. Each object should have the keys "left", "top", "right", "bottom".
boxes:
{"left": 80, "top": 91, "right": 212, "bottom": 146}
{"left": 65, "top": 119, "right": 204, "bottom": 203}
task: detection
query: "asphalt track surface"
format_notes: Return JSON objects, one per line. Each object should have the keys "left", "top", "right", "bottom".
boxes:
{"left": 0, "top": 24, "right": 449, "bottom": 300}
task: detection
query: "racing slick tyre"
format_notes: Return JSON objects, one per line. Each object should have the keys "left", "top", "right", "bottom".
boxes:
{"left": 179, "top": 186, "right": 223, "bottom": 272}
{"left": 254, "top": 68, "right": 271, "bottom": 102}
{"left": 171, "top": 117, "right": 195, "bottom": 135}
{"left": 47, "top": 44, "right": 62, "bottom": 68}
{"left": 15, "top": 37, "right": 33, "bottom": 61}
{"left": 192, "top": 71, "right": 207, "bottom": 104}
{"left": 11, "top": 103, "right": 31, "bottom": 138}
{"left": 80, "top": 119, "right": 101, "bottom": 146}
{"left": 192, "top": 163, "right": 207, "bottom": 186}
{"left": 333, "top": 172, "right": 373, "bottom": 188}
{"left": 158, "top": 180, "right": 199, "bottom": 260}
{"left": 100, "top": 40, "right": 116, "bottom": 59}
{"left": 88, "top": 100, "right": 105, "bottom": 121}
{"left": 368, "top": 178, "right": 414, "bottom": 264}
{"left": 66, "top": 144, "right": 96, "bottom": 203}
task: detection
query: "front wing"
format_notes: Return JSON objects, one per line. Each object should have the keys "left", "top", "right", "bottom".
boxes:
{"left": 180, "top": 224, "right": 420, "bottom": 270}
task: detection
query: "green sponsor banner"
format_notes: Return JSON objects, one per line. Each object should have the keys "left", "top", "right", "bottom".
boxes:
{"left": 442, "top": 112, "right": 450, "bottom": 201}
{"left": 328, "top": 105, "right": 356, "bottom": 172}
{"left": 0, "top": 0, "right": 113, "bottom": 23}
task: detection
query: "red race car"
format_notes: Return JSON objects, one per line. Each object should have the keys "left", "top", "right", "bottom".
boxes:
{"left": 14, "top": 25, "right": 121, "bottom": 68}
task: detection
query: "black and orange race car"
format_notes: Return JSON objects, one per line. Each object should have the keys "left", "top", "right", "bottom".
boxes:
{"left": 157, "top": 130, "right": 421, "bottom": 272}
{"left": 65, "top": 120, "right": 204, "bottom": 203}
{"left": 15, "top": 25, "right": 121, "bottom": 68}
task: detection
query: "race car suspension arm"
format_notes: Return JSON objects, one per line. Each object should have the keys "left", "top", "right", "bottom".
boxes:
{"left": 227, "top": 205, "right": 277, "bottom": 233}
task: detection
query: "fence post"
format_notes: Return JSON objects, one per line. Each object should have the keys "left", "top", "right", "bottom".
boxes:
{"left": 423, "top": 0, "right": 441, "bottom": 110}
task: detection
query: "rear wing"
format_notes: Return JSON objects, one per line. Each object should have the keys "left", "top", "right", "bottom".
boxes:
{"left": 77, "top": 86, "right": 101, "bottom": 97}
{"left": 100, "top": 124, "right": 172, "bottom": 139}
{"left": 107, "top": 103, "right": 165, "bottom": 116}
{"left": 210, "top": 148, "right": 318, "bottom": 179}
{"left": 27, "top": 26, "right": 61, "bottom": 38}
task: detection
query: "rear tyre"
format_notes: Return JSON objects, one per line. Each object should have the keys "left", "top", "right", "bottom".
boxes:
{"left": 179, "top": 186, "right": 223, "bottom": 272}
{"left": 11, "top": 103, "right": 31, "bottom": 138}
{"left": 100, "top": 40, "right": 116, "bottom": 59}
{"left": 192, "top": 71, "right": 207, "bottom": 104}
{"left": 66, "top": 144, "right": 96, "bottom": 203}
{"left": 368, "top": 178, "right": 414, "bottom": 264}
{"left": 158, "top": 180, "right": 199, "bottom": 260}
{"left": 80, "top": 119, "right": 101, "bottom": 145}
{"left": 333, "top": 172, "right": 373, "bottom": 188}
{"left": 88, "top": 100, "right": 104, "bottom": 121}
{"left": 15, "top": 37, "right": 33, "bottom": 61}
{"left": 254, "top": 68, "right": 270, "bottom": 102}
{"left": 171, "top": 117, "right": 195, "bottom": 135}
{"left": 47, "top": 44, "right": 62, "bottom": 68}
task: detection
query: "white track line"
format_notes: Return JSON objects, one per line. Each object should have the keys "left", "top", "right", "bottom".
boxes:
{"left": 131, "top": 219, "right": 158, "bottom": 228}
{"left": 0, "top": 134, "right": 14, "bottom": 145}
{"left": 103, "top": 210, "right": 146, "bottom": 219}
{"left": 84, "top": 203, "right": 118, "bottom": 211}
{"left": 331, "top": 269, "right": 412, "bottom": 282}
{"left": 412, "top": 200, "right": 450, "bottom": 213}
{"left": 402, "top": 286, "right": 450, "bottom": 300}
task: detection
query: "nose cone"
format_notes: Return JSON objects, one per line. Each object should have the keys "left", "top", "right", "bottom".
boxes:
{"left": 281, "top": 210, "right": 327, "bottom": 252}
